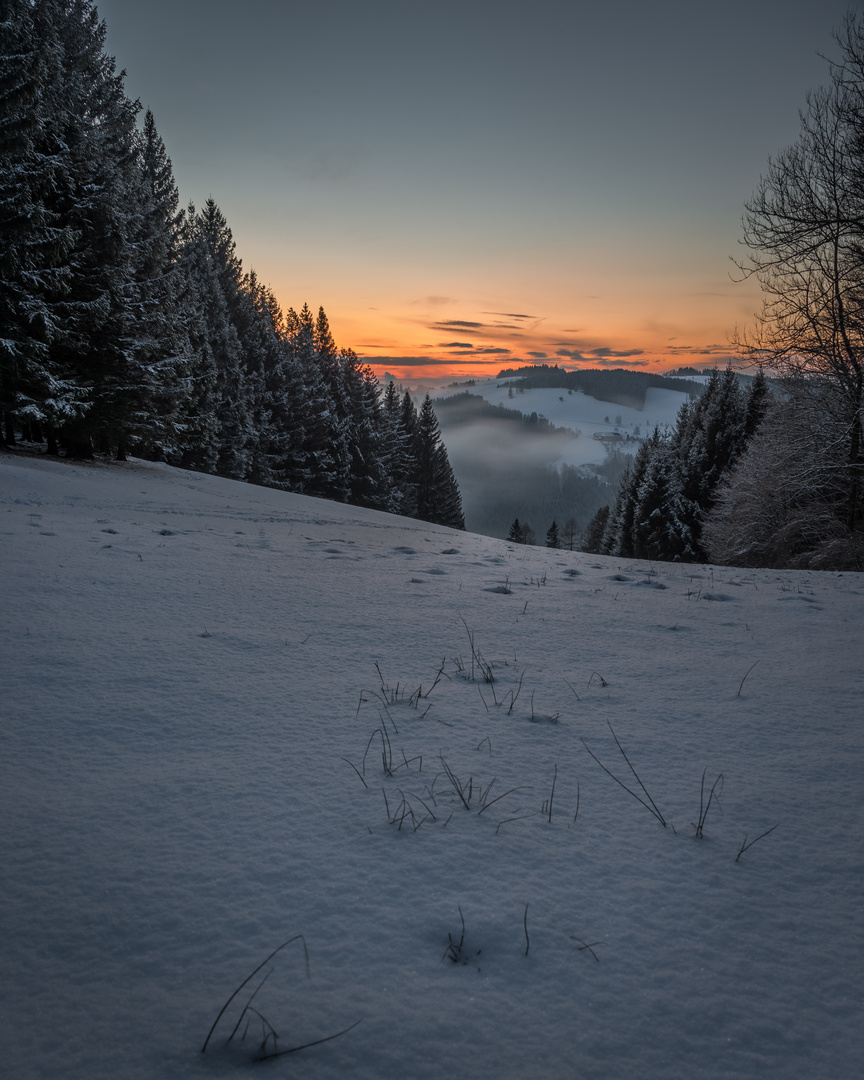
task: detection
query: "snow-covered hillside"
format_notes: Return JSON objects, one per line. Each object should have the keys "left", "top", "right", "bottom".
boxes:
{"left": 435, "top": 378, "right": 692, "bottom": 468}
{"left": 2, "top": 453, "right": 862, "bottom": 1080}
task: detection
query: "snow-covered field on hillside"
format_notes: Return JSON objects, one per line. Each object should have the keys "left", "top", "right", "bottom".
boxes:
{"left": 435, "top": 378, "right": 692, "bottom": 468}
{"left": 2, "top": 452, "right": 862, "bottom": 1079}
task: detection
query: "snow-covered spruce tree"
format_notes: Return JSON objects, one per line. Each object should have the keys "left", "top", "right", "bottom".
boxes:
{"left": 379, "top": 380, "right": 416, "bottom": 515}
{"left": 283, "top": 303, "right": 343, "bottom": 498}
{"left": 233, "top": 271, "right": 296, "bottom": 488}
{"left": 108, "top": 109, "right": 193, "bottom": 461}
{"left": 250, "top": 281, "right": 309, "bottom": 491}
{"left": 313, "top": 306, "right": 351, "bottom": 499}
{"left": 597, "top": 368, "right": 765, "bottom": 561}
{"left": 666, "top": 367, "right": 746, "bottom": 558}
{"left": 580, "top": 505, "right": 609, "bottom": 553}
{"left": 396, "top": 390, "right": 420, "bottom": 515}
{"left": 545, "top": 520, "right": 562, "bottom": 548}
{"left": 182, "top": 199, "right": 252, "bottom": 478}
{"left": 4, "top": 0, "right": 142, "bottom": 457}
{"left": 339, "top": 348, "right": 391, "bottom": 509}
{"left": 630, "top": 427, "right": 680, "bottom": 561}
{"left": 413, "top": 395, "right": 464, "bottom": 529}
{"left": 0, "top": 0, "right": 77, "bottom": 445}
{"left": 601, "top": 436, "right": 653, "bottom": 557}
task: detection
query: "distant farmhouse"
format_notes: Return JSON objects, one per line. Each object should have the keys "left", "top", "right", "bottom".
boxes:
{"left": 592, "top": 430, "right": 625, "bottom": 442}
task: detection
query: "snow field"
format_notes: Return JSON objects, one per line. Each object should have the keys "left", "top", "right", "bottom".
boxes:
{"left": 1, "top": 453, "right": 862, "bottom": 1079}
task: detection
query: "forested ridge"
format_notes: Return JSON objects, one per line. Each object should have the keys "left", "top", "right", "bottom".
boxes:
{"left": 0, "top": 0, "right": 464, "bottom": 529}
{"left": 432, "top": 390, "right": 579, "bottom": 439}
{"left": 581, "top": 367, "right": 769, "bottom": 561}
{"left": 495, "top": 364, "right": 703, "bottom": 411}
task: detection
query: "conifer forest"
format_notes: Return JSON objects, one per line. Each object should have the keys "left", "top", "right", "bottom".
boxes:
{"left": 3, "top": 2, "right": 864, "bottom": 567}
{"left": 0, "top": 0, "right": 464, "bottom": 530}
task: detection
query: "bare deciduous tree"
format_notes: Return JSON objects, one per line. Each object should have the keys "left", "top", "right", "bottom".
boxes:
{"left": 735, "top": 13, "right": 864, "bottom": 536}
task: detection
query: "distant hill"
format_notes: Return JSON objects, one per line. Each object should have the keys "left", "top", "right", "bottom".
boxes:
{"left": 432, "top": 391, "right": 580, "bottom": 439}
{"left": 495, "top": 365, "right": 702, "bottom": 411}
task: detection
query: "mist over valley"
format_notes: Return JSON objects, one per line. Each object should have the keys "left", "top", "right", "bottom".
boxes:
{"left": 431, "top": 374, "right": 698, "bottom": 541}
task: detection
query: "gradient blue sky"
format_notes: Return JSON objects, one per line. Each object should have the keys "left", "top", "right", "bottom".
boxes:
{"left": 98, "top": 0, "right": 857, "bottom": 380}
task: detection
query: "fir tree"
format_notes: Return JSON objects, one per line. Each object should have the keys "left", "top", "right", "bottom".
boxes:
{"left": 378, "top": 381, "right": 415, "bottom": 515}
{"left": 340, "top": 348, "right": 388, "bottom": 508}
{"left": 109, "top": 109, "right": 192, "bottom": 461}
{"left": 413, "top": 395, "right": 464, "bottom": 529}
{"left": 285, "top": 303, "right": 343, "bottom": 497}
{"left": 38, "top": 0, "right": 142, "bottom": 458}
{"left": 185, "top": 199, "right": 251, "bottom": 478}
{"left": 507, "top": 517, "right": 534, "bottom": 544}
{"left": 581, "top": 506, "right": 609, "bottom": 553}
{"left": 545, "top": 520, "right": 562, "bottom": 548}
{"left": 0, "top": 0, "right": 76, "bottom": 444}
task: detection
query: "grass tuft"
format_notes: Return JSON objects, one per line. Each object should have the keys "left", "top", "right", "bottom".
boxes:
{"left": 692, "top": 769, "right": 724, "bottom": 838}
{"left": 736, "top": 823, "right": 779, "bottom": 862}
{"left": 581, "top": 722, "right": 666, "bottom": 828}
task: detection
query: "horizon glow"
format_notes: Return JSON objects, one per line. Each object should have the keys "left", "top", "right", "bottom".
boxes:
{"left": 95, "top": 0, "right": 851, "bottom": 385}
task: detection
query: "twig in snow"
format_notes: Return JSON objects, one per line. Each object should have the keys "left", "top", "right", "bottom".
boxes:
{"left": 735, "top": 823, "right": 779, "bottom": 862}
{"left": 570, "top": 936, "right": 604, "bottom": 962}
{"left": 341, "top": 757, "right": 368, "bottom": 788}
{"left": 257, "top": 1020, "right": 363, "bottom": 1061}
{"left": 542, "top": 764, "right": 558, "bottom": 823}
{"left": 737, "top": 659, "right": 761, "bottom": 697}
{"left": 692, "top": 769, "right": 723, "bottom": 838}
{"left": 564, "top": 679, "right": 581, "bottom": 702}
{"left": 581, "top": 722, "right": 666, "bottom": 827}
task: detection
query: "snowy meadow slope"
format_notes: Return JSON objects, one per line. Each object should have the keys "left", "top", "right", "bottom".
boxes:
{"left": 435, "top": 378, "right": 693, "bottom": 469}
{"left": 1, "top": 453, "right": 863, "bottom": 1080}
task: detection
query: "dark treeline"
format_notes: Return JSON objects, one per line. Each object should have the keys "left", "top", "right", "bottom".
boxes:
{"left": 431, "top": 391, "right": 579, "bottom": 439}
{"left": 495, "top": 365, "right": 702, "bottom": 411}
{"left": 472, "top": 461, "right": 619, "bottom": 547}
{"left": 0, "top": 0, "right": 463, "bottom": 529}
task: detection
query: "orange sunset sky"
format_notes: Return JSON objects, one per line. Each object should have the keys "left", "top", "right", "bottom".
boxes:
{"left": 96, "top": 0, "right": 852, "bottom": 384}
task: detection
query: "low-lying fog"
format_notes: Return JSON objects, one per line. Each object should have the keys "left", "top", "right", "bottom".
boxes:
{"left": 433, "top": 379, "right": 692, "bottom": 541}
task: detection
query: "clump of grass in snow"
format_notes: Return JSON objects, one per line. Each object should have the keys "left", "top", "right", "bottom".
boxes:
{"left": 460, "top": 616, "right": 495, "bottom": 683}
{"left": 581, "top": 721, "right": 667, "bottom": 828}
{"left": 442, "top": 904, "right": 469, "bottom": 963}
{"left": 201, "top": 936, "right": 361, "bottom": 1062}
{"left": 692, "top": 769, "right": 724, "bottom": 838}
{"left": 529, "top": 689, "right": 560, "bottom": 724}
{"left": 436, "top": 755, "right": 525, "bottom": 819}
{"left": 736, "top": 823, "right": 779, "bottom": 862}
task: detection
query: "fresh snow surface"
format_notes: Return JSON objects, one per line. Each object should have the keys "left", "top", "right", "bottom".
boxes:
{"left": 1, "top": 453, "right": 862, "bottom": 1080}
